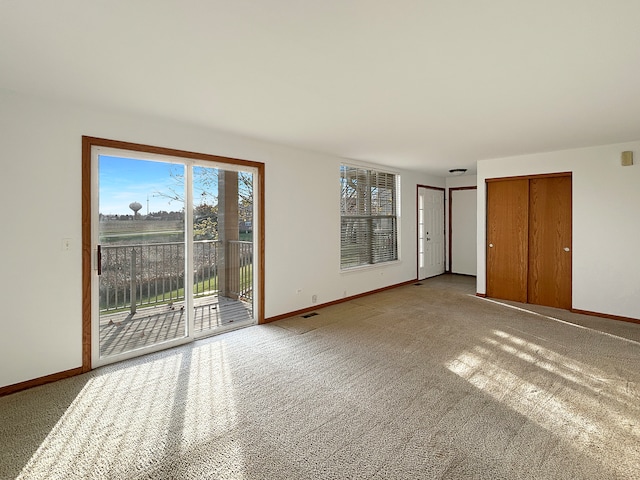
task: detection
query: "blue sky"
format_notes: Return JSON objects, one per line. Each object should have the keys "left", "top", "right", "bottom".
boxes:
{"left": 99, "top": 155, "right": 186, "bottom": 215}
{"left": 99, "top": 155, "right": 250, "bottom": 215}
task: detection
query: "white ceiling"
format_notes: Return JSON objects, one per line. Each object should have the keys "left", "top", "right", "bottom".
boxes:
{"left": 2, "top": 1, "right": 640, "bottom": 176}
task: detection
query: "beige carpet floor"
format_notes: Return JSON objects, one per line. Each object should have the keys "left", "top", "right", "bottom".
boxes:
{"left": 1, "top": 274, "right": 639, "bottom": 479}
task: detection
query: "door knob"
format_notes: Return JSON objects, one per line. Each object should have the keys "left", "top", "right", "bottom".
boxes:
{"left": 489, "top": 243, "right": 494, "bottom": 248}
{"left": 564, "top": 247, "right": 570, "bottom": 252}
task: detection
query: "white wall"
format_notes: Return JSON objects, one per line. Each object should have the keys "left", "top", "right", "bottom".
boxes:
{"left": 446, "top": 175, "right": 477, "bottom": 190}
{"left": 445, "top": 175, "right": 477, "bottom": 272}
{"left": 0, "top": 89, "right": 442, "bottom": 388}
{"left": 450, "top": 189, "right": 477, "bottom": 275}
{"left": 477, "top": 143, "right": 640, "bottom": 320}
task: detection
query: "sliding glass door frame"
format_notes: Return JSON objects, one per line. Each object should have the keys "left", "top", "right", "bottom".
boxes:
{"left": 82, "top": 136, "right": 264, "bottom": 371}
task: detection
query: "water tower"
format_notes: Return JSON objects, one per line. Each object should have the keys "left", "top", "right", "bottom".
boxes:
{"left": 129, "top": 201, "right": 142, "bottom": 218}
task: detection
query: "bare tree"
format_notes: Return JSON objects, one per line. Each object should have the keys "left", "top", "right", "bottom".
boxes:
{"left": 154, "top": 167, "right": 254, "bottom": 239}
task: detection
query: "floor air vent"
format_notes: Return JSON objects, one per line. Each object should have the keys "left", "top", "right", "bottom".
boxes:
{"left": 414, "top": 283, "right": 423, "bottom": 286}
{"left": 301, "top": 312, "right": 319, "bottom": 318}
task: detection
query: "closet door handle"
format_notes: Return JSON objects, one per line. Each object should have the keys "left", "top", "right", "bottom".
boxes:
{"left": 563, "top": 247, "right": 570, "bottom": 252}
{"left": 489, "top": 243, "right": 494, "bottom": 248}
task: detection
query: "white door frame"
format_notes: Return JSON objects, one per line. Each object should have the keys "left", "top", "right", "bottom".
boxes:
{"left": 417, "top": 185, "right": 446, "bottom": 280}
{"left": 91, "top": 146, "right": 195, "bottom": 367}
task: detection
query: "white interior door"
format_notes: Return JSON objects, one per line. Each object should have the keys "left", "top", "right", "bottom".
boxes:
{"left": 418, "top": 186, "right": 445, "bottom": 279}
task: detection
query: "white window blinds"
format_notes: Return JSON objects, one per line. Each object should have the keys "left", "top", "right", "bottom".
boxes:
{"left": 340, "top": 165, "right": 398, "bottom": 269}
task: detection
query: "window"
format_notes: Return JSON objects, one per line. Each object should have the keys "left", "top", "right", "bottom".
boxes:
{"left": 340, "top": 165, "right": 398, "bottom": 269}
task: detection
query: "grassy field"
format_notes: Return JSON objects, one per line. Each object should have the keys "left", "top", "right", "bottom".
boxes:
{"left": 101, "top": 264, "right": 253, "bottom": 313}
{"left": 100, "top": 219, "right": 253, "bottom": 244}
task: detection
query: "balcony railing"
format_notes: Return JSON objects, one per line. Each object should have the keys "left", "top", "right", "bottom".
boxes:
{"left": 228, "top": 240, "right": 253, "bottom": 301}
{"left": 99, "top": 240, "right": 253, "bottom": 313}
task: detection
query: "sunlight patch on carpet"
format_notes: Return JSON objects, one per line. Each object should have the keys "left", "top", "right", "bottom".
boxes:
{"left": 445, "top": 329, "right": 640, "bottom": 477}
{"left": 17, "top": 354, "right": 189, "bottom": 479}
{"left": 474, "top": 295, "right": 640, "bottom": 347}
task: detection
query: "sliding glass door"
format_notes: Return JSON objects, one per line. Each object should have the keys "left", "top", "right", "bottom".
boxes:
{"left": 96, "top": 155, "right": 187, "bottom": 359}
{"left": 91, "top": 146, "right": 257, "bottom": 367}
{"left": 191, "top": 166, "right": 254, "bottom": 335}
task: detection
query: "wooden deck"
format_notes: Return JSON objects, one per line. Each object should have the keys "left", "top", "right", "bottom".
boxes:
{"left": 99, "top": 295, "right": 253, "bottom": 358}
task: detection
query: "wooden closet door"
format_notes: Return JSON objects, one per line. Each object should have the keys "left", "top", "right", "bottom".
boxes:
{"left": 528, "top": 176, "right": 572, "bottom": 309}
{"left": 486, "top": 179, "right": 529, "bottom": 302}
